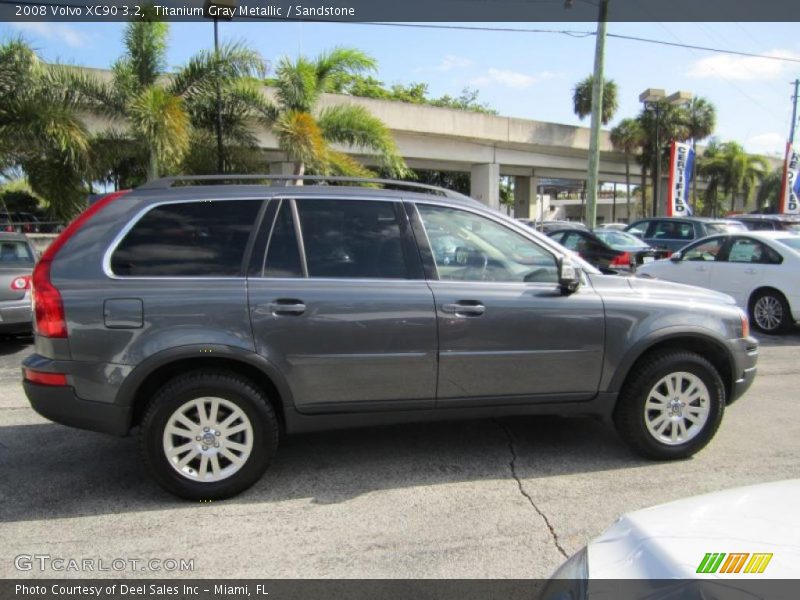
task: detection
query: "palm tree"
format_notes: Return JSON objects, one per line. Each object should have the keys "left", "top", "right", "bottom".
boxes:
{"left": 636, "top": 102, "right": 691, "bottom": 212}
{"left": 699, "top": 141, "right": 769, "bottom": 213}
{"left": 610, "top": 118, "right": 643, "bottom": 221}
{"left": 755, "top": 168, "right": 784, "bottom": 213}
{"left": 264, "top": 47, "right": 408, "bottom": 180}
{"left": 0, "top": 39, "right": 92, "bottom": 218}
{"left": 59, "top": 16, "right": 266, "bottom": 180}
{"left": 685, "top": 97, "right": 716, "bottom": 210}
{"left": 572, "top": 75, "right": 619, "bottom": 125}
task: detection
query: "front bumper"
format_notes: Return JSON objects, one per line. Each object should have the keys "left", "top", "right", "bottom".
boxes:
{"left": 24, "top": 380, "right": 130, "bottom": 436}
{"left": 727, "top": 335, "right": 759, "bottom": 404}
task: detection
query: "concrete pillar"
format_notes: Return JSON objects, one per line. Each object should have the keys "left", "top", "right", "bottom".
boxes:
{"left": 269, "top": 161, "right": 295, "bottom": 176}
{"left": 513, "top": 176, "right": 544, "bottom": 220}
{"left": 470, "top": 163, "right": 500, "bottom": 210}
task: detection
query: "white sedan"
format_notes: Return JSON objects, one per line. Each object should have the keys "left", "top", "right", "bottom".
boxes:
{"left": 636, "top": 231, "right": 800, "bottom": 334}
{"left": 547, "top": 479, "right": 800, "bottom": 589}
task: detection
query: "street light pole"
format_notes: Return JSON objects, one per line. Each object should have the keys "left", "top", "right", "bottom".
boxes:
{"left": 584, "top": 0, "right": 609, "bottom": 229}
{"left": 213, "top": 17, "right": 224, "bottom": 174}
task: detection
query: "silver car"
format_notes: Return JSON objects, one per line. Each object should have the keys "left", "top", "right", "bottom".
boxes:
{"left": 0, "top": 232, "right": 35, "bottom": 335}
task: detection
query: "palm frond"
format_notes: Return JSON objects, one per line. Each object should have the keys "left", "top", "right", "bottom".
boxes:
{"left": 318, "top": 104, "right": 409, "bottom": 177}
{"left": 122, "top": 17, "right": 169, "bottom": 89}
{"left": 129, "top": 87, "right": 190, "bottom": 171}
{"left": 314, "top": 47, "right": 377, "bottom": 92}
{"left": 274, "top": 56, "right": 320, "bottom": 113}
{"left": 170, "top": 41, "right": 267, "bottom": 98}
{"left": 274, "top": 110, "right": 328, "bottom": 172}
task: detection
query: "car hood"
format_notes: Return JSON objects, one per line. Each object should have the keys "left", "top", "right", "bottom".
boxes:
{"left": 588, "top": 273, "right": 736, "bottom": 307}
{"left": 586, "top": 480, "right": 800, "bottom": 578}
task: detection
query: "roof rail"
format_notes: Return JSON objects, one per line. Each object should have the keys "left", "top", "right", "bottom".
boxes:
{"left": 137, "top": 174, "right": 474, "bottom": 202}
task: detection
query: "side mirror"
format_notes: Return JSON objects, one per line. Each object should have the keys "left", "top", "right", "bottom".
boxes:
{"left": 558, "top": 257, "right": 582, "bottom": 295}
{"left": 670, "top": 251, "right": 682, "bottom": 262}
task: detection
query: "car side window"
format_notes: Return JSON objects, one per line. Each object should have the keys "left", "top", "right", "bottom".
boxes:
{"left": 682, "top": 237, "right": 726, "bottom": 261}
{"left": 726, "top": 238, "right": 782, "bottom": 264}
{"left": 628, "top": 221, "right": 650, "bottom": 236}
{"left": 110, "top": 200, "right": 262, "bottom": 277}
{"left": 651, "top": 220, "right": 693, "bottom": 240}
{"left": 417, "top": 204, "right": 558, "bottom": 283}
{"left": 295, "top": 199, "right": 410, "bottom": 279}
{"left": 263, "top": 199, "right": 303, "bottom": 278}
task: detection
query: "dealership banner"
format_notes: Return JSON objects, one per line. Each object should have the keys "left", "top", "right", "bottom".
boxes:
{"left": 779, "top": 142, "right": 800, "bottom": 214}
{"left": 666, "top": 141, "right": 694, "bottom": 217}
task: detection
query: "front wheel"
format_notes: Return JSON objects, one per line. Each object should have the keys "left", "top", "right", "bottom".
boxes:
{"left": 614, "top": 351, "right": 725, "bottom": 460}
{"left": 141, "top": 371, "right": 279, "bottom": 500}
{"left": 750, "top": 289, "right": 791, "bottom": 334}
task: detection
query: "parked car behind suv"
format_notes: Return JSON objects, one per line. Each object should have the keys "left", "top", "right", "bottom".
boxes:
{"left": 730, "top": 214, "right": 800, "bottom": 234}
{"left": 0, "top": 232, "right": 36, "bottom": 335}
{"left": 625, "top": 217, "right": 747, "bottom": 253}
{"left": 23, "top": 176, "right": 759, "bottom": 499}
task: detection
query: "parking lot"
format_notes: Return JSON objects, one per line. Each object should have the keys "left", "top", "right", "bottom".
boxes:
{"left": 1, "top": 329, "right": 799, "bottom": 579}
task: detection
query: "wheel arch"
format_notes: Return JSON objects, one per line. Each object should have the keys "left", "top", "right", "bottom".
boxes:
{"left": 609, "top": 330, "right": 735, "bottom": 404}
{"left": 748, "top": 285, "right": 788, "bottom": 309}
{"left": 117, "top": 345, "right": 295, "bottom": 434}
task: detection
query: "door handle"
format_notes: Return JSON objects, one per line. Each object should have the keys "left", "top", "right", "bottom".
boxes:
{"left": 442, "top": 301, "right": 485, "bottom": 317}
{"left": 267, "top": 299, "right": 306, "bottom": 316}
{"left": 744, "top": 268, "right": 757, "bottom": 275}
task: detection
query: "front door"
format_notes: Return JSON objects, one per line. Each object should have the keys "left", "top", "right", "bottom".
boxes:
{"left": 412, "top": 202, "right": 605, "bottom": 404}
{"left": 247, "top": 197, "right": 437, "bottom": 413}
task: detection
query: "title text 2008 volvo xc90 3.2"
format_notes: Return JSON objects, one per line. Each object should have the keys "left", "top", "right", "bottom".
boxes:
{"left": 23, "top": 176, "right": 759, "bottom": 499}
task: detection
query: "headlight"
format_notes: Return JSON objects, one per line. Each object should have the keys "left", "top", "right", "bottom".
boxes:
{"left": 738, "top": 308, "right": 750, "bottom": 338}
{"left": 540, "top": 547, "right": 589, "bottom": 600}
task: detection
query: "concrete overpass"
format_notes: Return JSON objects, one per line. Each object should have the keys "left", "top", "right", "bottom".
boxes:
{"left": 79, "top": 66, "right": 640, "bottom": 220}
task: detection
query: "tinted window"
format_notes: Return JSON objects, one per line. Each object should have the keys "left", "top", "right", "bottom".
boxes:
{"left": 111, "top": 200, "right": 261, "bottom": 276}
{"left": 263, "top": 200, "right": 303, "bottom": 278}
{"left": 418, "top": 204, "right": 557, "bottom": 283}
{"left": 651, "top": 220, "right": 694, "bottom": 240}
{"left": 626, "top": 220, "right": 650, "bottom": 236}
{"left": 296, "top": 199, "right": 409, "bottom": 279}
{"left": 0, "top": 241, "right": 34, "bottom": 265}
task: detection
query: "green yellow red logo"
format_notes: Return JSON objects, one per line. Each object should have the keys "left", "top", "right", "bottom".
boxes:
{"left": 696, "top": 552, "right": 773, "bottom": 574}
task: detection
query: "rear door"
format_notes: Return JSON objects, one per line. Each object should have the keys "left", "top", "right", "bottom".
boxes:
{"left": 707, "top": 237, "right": 778, "bottom": 306}
{"left": 645, "top": 219, "right": 696, "bottom": 253}
{"left": 411, "top": 202, "right": 605, "bottom": 404}
{"left": 655, "top": 235, "right": 728, "bottom": 289}
{"left": 247, "top": 197, "right": 437, "bottom": 413}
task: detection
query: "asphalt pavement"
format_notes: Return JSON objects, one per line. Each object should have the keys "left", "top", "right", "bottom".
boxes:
{"left": 1, "top": 330, "right": 798, "bottom": 578}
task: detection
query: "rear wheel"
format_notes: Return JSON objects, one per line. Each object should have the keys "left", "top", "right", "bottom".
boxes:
{"left": 749, "top": 289, "right": 791, "bottom": 334}
{"left": 141, "top": 371, "right": 278, "bottom": 500}
{"left": 614, "top": 351, "right": 725, "bottom": 460}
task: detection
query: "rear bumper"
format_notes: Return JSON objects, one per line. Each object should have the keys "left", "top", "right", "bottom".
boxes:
{"left": 727, "top": 336, "right": 759, "bottom": 404}
{"left": 23, "top": 380, "right": 130, "bottom": 436}
{"left": 0, "top": 298, "right": 32, "bottom": 333}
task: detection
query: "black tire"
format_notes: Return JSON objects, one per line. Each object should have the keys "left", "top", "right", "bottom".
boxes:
{"left": 140, "top": 371, "right": 279, "bottom": 500}
{"left": 613, "top": 351, "right": 725, "bottom": 460}
{"left": 749, "top": 289, "right": 792, "bottom": 334}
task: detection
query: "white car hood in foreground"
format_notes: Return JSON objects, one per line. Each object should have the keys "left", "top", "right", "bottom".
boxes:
{"left": 587, "top": 480, "right": 800, "bottom": 578}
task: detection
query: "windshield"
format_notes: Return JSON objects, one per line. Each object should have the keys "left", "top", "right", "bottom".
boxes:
{"left": 593, "top": 230, "right": 648, "bottom": 249}
{"left": 0, "top": 240, "right": 35, "bottom": 266}
{"left": 705, "top": 222, "right": 747, "bottom": 234}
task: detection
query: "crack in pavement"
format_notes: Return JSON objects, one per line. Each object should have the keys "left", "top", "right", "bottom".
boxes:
{"left": 496, "top": 419, "right": 568, "bottom": 560}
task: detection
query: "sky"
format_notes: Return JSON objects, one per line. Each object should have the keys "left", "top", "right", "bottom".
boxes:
{"left": 3, "top": 20, "right": 800, "bottom": 156}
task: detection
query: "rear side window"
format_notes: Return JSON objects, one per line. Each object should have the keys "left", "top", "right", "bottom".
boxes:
{"left": 650, "top": 220, "right": 694, "bottom": 240}
{"left": 0, "top": 241, "right": 34, "bottom": 265}
{"left": 110, "top": 200, "right": 261, "bottom": 276}
{"left": 296, "top": 199, "right": 410, "bottom": 279}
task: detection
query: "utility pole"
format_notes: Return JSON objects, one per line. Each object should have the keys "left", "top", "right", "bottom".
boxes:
{"left": 790, "top": 78, "right": 799, "bottom": 144}
{"left": 779, "top": 78, "right": 799, "bottom": 213}
{"left": 585, "top": 0, "right": 609, "bottom": 229}
{"left": 213, "top": 18, "right": 224, "bottom": 175}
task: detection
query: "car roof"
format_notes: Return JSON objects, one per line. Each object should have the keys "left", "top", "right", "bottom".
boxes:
{"left": 124, "top": 183, "right": 487, "bottom": 210}
{"left": 0, "top": 231, "right": 30, "bottom": 242}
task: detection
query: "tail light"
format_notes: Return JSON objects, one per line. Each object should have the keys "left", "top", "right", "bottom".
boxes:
{"left": 24, "top": 368, "right": 68, "bottom": 386}
{"left": 610, "top": 252, "right": 632, "bottom": 267}
{"left": 10, "top": 276, "right": 31, "bottom": 291}
{"left": 32, "top": 190, "right": 129, "bottom": 338}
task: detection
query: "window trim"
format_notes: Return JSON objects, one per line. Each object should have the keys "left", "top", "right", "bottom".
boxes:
{"left": 103, "top": 197, "right": 267, "bottom": 280}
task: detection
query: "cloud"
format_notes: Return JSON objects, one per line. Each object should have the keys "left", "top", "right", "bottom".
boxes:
{"left": 470, "top": 68, "right": 560, "bottom": 89}
{"left": 416, "top": 55, "right": 473, "bottom": 73}
{"left": 687, "top": 50, "right": 800, "bottom": 81}
{"left": 746, "top": 132, "right": 786, "bottom": 155}
{"left": 12, "top": 23, "right": 89, "bottom": 48}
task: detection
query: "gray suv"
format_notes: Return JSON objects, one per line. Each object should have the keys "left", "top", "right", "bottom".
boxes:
{"left": 23, "top": 176, "right": 758, "bottom": 499}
